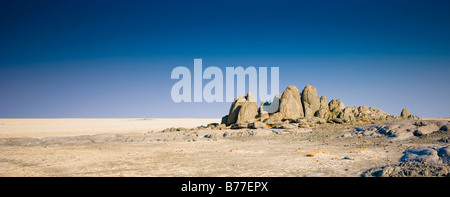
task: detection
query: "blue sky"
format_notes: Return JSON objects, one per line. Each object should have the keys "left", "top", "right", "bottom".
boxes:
{"left": 1, "top": 0, "right": 449, "bottom": 118}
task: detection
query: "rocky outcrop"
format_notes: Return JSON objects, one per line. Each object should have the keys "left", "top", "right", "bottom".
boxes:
{"left": 401, "top": 108, "right": 411, "bottom": 119}
{"left": 222, "top": 84, "right": 420, "bottom": 129}
{"left": 352, "top": 120, "right": 448, "bottom": 140}
{"left": 338, "top": 105, "right": 390, "bottom": 123}
{"left": 359, "top": 106, "right": 389, "bottom": 121}
{"left": 279, "top": 85, "right": 304, "bottom": 120}
{"left": 301, "top": 85, "right": 320, "bottom": 118}
{"left": 339, "top": 106, "right": 358, "bottom": 122}
{"left": 400, "top": 108, "right": 419, "bottom": 120}
{"left": 226, "top": 92, "right": 258, "bottom": 125}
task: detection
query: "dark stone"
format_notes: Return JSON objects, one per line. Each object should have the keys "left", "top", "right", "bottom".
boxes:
{"left": 221, "top": 115, "right": 228, "bottom": 124}
{"left": 413, "top": 130, "right": 423, "bottom": 137}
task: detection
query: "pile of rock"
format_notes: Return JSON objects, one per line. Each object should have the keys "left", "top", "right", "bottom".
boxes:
{"left": 362, "top": 161, "right": 450, "bottom": 177}
{"left": 352, "top": 119, "right": 449, "bottom": 140}
{"left": 221, "top": 92, "right": 259, "bottom": 129}
{"left": 221, "top": 85, "right": 419, "bottom": 129}
{"left": 363, "top": 145, "right": 450, "bottom": 177}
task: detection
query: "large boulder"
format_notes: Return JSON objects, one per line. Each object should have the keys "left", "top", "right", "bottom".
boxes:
{"left": 237, "top": 101, "right": 258, "bottom": 123}
{"left": 400, "top": 108, "right": 411, "bottom": 119}
{"left": 279, "top": 85, "right": 304, "bottom": 120}
{"left": 315, "top": 96, "right": 330, "bottom": 120}
{"left": 226, "top": 95, "right": 246, "bottom": 125}
{"left": 339, "top": 106, "right": 358, "bottom": 122}
{"left": 301, "top": 85, "right": 320, "bottom": 118}
{"left": 319, "top": 96, "right": 329, "bottom": 110}
{"left": 328, "top": 99, "right": 345, "bottom": 119}
{"left": 400, "top": 108, "right": 419, "bottom": 120}
{"left": 236, "top": 92, "right": 258, "bottom": 124}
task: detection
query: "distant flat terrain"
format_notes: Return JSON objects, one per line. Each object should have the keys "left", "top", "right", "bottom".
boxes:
{"left": 0, "top": 118, "right": 220, "bottom": 138}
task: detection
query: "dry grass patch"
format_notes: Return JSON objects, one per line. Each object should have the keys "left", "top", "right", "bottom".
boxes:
{"left": 306, "top": 150, "right": 330, "bottom": 157}
{"left": 349, "top": 147, "right": 369, "bottom": 153}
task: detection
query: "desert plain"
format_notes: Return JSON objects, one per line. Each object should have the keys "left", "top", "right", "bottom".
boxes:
{"left": 0, "top": 117, "right": 449, "bottom": 177}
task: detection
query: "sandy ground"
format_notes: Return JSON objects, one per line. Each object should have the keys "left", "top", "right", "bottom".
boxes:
{"left": 0, "top": 118, "right": 448, "bottom": 177}
{"left": 0, "top": 118, "right": 220, "bottom": 138}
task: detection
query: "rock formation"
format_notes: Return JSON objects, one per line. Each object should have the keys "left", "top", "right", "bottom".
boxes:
{"left": 400, "top": 108, "right": 418, "bottom": 120}
{"left": 279, "top": 85, "right": 304, "bottom": 120}
{"left": 328, "top": 99, "right": 345, "bottom": 119}
{"left": 315, "top": 96, "right": 330, "bottom": 120}
{"left": 226, "top": 95, "right": 246, "bottom": 125}
{"left": 222, "top": 84, "right": 420, "bottom": 129}
{"left": 339, "top": 106, "right": 358, "bottom": 123}
{"left": 236, "top": 92, "right": 258, "bottom": 124}
{"left": 337, "top": 105, "right": 391, "bottom": 123}
{"left": 352, "top": 120, "right": 447, "bottom": 140}
{"left": 400, "top": 108, "right": 411, "bottom": 119}
{"left": 301, "top": 85, "right": 320, "bottom": 118}
{"left": 225, "top": 92, "right": 258, "bottom": 125}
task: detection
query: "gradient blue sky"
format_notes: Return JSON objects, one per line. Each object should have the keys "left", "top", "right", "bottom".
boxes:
{"left": 1, "top": 0, "right": 449, "bottom": 118}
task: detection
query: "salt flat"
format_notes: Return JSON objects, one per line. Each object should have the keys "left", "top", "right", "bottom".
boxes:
{"left": 0, "top": 118, "right": 220, "bottom": 138}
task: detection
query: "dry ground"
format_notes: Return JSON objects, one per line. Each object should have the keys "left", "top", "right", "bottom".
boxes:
{"left": 1, "top": 119, "right": 448, "bottom": 177}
